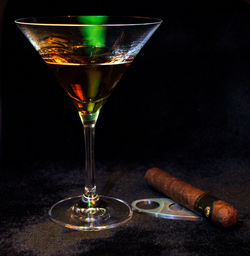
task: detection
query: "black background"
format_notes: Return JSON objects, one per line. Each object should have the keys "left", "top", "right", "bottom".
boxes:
{"left": 0, "top": 2, "right": 250, "bottom": 256}
{"left": 1, "top": 0, "right": 250, "bottom": 169}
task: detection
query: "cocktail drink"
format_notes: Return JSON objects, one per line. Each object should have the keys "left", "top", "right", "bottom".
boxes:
{"left": 15, "top": 16, "right": 162, "bottom": 231}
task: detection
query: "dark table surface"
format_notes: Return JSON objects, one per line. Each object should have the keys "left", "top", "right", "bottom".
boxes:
{"left": 0, "top": 154, "right": 249, "bottom": 256}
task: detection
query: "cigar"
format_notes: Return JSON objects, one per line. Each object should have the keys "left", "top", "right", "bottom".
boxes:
{"left": 145, "top": 168, "right": 238, "bottom": 227}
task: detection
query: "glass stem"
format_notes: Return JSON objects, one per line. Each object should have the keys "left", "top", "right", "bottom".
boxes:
{"left": 82, "top": 120, "right": 99, "bottom": 206}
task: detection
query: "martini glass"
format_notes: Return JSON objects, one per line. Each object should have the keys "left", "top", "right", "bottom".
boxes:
{"left": 15, "top": 16, "right": 162, "bottom": 231}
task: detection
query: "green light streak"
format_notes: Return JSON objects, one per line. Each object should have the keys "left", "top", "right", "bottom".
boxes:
{"left": 78, "top": 16, "right": 108, "bottom": 48}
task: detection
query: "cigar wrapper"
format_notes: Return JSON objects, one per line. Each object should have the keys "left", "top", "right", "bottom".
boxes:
{"left": 144, "top": 168, "right": 238, "bottom": 227}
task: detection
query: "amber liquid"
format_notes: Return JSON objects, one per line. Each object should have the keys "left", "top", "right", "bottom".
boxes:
{"left": 43, "top": 51, "right": 130, "bottom": 115}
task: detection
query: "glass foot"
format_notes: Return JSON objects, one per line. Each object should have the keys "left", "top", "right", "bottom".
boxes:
{"left": 48, "top": 195, "right": 133, "bottom": 231}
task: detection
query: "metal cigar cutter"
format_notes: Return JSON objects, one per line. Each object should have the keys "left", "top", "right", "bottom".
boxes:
{"left": 131, "top": 198, "right": 202, "bottom": 221}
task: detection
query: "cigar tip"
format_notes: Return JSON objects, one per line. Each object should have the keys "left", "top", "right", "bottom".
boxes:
{"left": 213, "top": 201, "right": 238, "bottom": 227}
{"left": 145, "top": 167, "right": 159, "bottom": 179}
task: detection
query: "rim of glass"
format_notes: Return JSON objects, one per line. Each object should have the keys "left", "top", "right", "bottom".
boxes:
{"left": 14, "top": 15, "right": 162, "bottom": 27}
